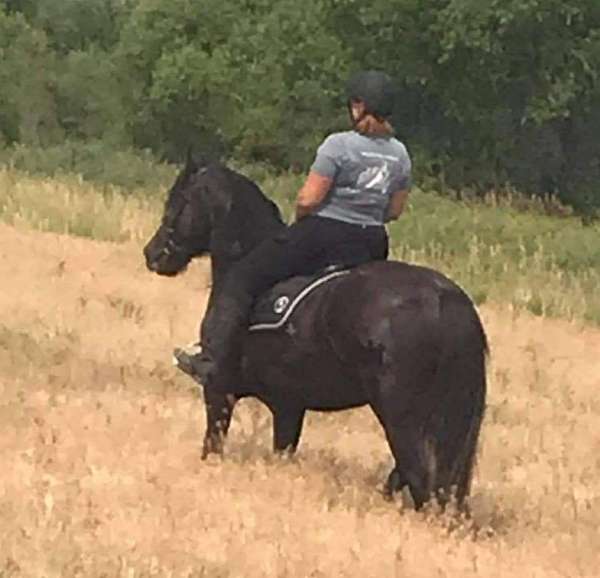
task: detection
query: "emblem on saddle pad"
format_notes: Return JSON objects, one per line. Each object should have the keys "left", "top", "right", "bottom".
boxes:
{"left": 273, "top": 296, "right": 290, "bottom": 314}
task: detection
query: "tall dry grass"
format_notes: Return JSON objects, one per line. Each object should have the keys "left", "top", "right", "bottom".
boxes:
{"left": 2, "top": 167, "right": 600, "bottom": 323}
{"left": 1, "top": 221, "right": 599, "bottom": 577}
{"left": 0, "top": 169, "right": 161, "bottom": 243}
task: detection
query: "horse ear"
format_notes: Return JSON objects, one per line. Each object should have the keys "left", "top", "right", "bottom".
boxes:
{"left": 185, "top": 146, "right": 211, "bottom": 175}
{"left": 185, "top": 146, "right": 198, "bottom": 173}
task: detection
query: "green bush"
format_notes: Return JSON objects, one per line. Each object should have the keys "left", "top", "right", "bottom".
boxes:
{"left": 0, "top": 141, "right": 176, "bottom": 190}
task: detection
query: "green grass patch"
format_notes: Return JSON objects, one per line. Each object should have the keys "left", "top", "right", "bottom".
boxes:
{"left": 1, "top": 163, "right": 599, "bottom": 325}
{"left": 387, "top": 189, "right": 600, "bottom": 324}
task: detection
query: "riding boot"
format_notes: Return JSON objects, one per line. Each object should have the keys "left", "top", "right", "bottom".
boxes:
{"left": 174, "top": 293, "right": 252, "bottom": 391}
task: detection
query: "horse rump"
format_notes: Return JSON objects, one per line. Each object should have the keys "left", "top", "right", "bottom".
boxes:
{"left": 374, "top": 282, "right": 487, "bottom": 511}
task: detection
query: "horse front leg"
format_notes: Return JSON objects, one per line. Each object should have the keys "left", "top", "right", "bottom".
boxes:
{"left": 272, "top": 404, "right": 306, "bottom": 454}
{"left": 201, "top": 389, "right": 237, "bottom": 459}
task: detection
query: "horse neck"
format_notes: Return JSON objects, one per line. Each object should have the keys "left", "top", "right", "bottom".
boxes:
{"left": 208, "top": 182, "right": 286, "bottom": 289}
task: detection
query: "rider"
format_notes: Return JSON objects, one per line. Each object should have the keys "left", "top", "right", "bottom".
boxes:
{"left": 175, "top": 70, "right": 412, "bottom": 389}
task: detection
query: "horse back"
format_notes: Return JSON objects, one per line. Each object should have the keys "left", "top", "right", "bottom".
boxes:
{"left": 242, "top": 259, "right": 486, "bottom": 411}
{"left": 320, "top": 260, "right": 487, "bottom": 369}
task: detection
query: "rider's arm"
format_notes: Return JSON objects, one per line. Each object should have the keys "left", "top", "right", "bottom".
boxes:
{"left": 295, "top": 171, "right": 333, "bottom": 220}
{"left": 385, "top": 188, "right": 410, "bottom": 222}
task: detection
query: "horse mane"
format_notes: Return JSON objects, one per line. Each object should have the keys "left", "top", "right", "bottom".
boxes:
{"left": 193, "top": 160, "right": 287, "bottom": 260}
{"left": 219, "top": 164, "right": 285, "bottom": 227}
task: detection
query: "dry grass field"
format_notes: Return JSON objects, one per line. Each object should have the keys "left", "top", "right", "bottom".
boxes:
{"left": 1, "top": 220, "right": 599, "bottom": 577}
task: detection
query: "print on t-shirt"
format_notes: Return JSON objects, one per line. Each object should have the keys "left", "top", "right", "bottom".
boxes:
{"left": 356, "top": 162, "right": 391, "bottom": 193}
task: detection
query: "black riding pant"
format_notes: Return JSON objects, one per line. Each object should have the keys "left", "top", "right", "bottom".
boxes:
{"left": 200, "top": 215, "right": 388, "bottom": 387}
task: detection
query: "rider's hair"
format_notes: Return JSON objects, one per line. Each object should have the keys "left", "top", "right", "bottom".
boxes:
{"left": 354, "top": 114, "right": 395, "bottom": 137}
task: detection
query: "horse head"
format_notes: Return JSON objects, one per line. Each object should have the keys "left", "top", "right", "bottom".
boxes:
{"left": 144, "top": 153, "right": 286, "bottom": 277}
{"left": 143, "top": 153, "right": 216, "bottom": 276}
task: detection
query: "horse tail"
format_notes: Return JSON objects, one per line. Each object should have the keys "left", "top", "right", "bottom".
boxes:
{"left": 422, "top": 289, "right": 488, "bottom": 508}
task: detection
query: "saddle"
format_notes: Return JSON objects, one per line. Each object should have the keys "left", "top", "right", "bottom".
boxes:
{"left": 248, "top": 267, "right": 351, "bottom": 331}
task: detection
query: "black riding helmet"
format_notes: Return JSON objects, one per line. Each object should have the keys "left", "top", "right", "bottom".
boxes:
{"left": 346, "top": 70, "right": 396, "bottom": 120}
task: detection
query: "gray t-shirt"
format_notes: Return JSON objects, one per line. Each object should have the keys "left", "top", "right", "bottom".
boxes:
{"left": 310, "top": 131, "right": 411, "bottom": 226}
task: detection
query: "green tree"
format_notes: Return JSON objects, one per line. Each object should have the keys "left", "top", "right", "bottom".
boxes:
{"left": 32, "top": 0, "right": 130, "bottom": 52}
{"left": 0, "top": 10, "right": 59, "bottom": 145}
{"left": 117, "top": 0, "right": 350, "bottom": 165}
{"left": 0, "top": 0, "right": 598, "bottom": 212}
{"left": 54, "top": 47, "right": 132, "bottom": 144}
{"left": 430, "top": 0, "right": 600, "bottom": 206}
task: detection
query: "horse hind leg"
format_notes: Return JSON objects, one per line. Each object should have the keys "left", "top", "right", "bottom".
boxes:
{"left": 271, "top": 404, "right": 306, "bottom": 454}
{"left": 370, "top": 393, "right": 433, "bottom": 508}
{"left": 382, "top": 420, "right": 434, "bottom": 509}
{"left": 384, "top": 407, "right": 484, "bottom": 512}
{"left": 383, "top": 467, "right": 423, "bottom": 510}
{"left": 383, "top": 467, "right": 406, "bottom": 498}
{"left": 375, "top": 380, "right": 481, "bottom": 511}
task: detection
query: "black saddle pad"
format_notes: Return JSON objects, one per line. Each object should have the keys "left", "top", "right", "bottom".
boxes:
{"left": 248, "top": 267, "right": 351, "bottom": 331}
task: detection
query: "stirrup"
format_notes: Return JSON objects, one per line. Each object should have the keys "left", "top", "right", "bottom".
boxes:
{"left": 172, "top": 342, "right": 202, "bottom": 367}
{"left": 172, "top": 342, "right": 207, "bottom": 383}
{"left": 173, "top": 342, "right": 219, "bottom": 385}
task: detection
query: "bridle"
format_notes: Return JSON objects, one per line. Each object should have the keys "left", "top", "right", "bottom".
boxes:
{"left": 160, "top": 194, "right": 191, "bottom": 260}
{"left": 158, "top": 166, "right": 208, "bottom": 261}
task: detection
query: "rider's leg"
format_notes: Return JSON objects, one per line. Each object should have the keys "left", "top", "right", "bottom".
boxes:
{"left": 175, "top": 219, "right": 322, "bottom": 388}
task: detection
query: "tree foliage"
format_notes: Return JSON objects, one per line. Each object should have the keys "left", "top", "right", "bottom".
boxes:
{"left": 0, "top": 0, "right": 599, "bottom": 212}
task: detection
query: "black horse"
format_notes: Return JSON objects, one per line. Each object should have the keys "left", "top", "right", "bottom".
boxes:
{"left": 143, "top": 156, "right": 488, "bottom": 510}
